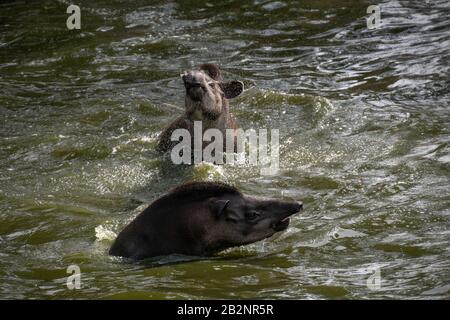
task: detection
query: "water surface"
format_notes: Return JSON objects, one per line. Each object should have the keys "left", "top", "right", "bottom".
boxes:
{"left": 0, "top": 0, "right": 449, "bottom": 299}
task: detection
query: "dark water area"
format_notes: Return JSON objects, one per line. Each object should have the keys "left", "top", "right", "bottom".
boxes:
{"left": 0, "top": 0, "right": 449, "bottom": 299}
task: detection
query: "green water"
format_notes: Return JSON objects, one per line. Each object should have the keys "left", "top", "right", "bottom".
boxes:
{"left": 0, "top": 0, "right": 449, "bottom": 299}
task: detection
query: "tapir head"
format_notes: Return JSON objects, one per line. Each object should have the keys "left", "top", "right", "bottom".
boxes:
{"left": 181, "top": 64, "right": 243, "bottom": 119}
{"left": 204, "top": 193, "right": 303, "bottom": 252}
{"left": 109, "top": 182, "right": 303, "bottom": 260}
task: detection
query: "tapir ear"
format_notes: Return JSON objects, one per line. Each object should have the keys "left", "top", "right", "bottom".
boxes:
{"left": 220, "top": 81, "right": 244, "bottom": 99}
{"left": 210, "top": 199, "right": 230, "bottom": 217}
{"left": 199, "top": 63, "right": 222, "bottom": 81}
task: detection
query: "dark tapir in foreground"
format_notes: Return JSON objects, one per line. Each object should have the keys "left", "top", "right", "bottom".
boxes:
{"left": 109, "top": 182, "right": 302, "bottom": 260}
{"left": 157, "top": 64, "right": 243, "bottom": 153}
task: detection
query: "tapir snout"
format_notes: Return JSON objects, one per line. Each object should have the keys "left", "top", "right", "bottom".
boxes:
{"left": 182, "top": 70, "right": 211, "bottom": 101}
{"left": 256, "top": 198, "right": 303, "bottom": 232}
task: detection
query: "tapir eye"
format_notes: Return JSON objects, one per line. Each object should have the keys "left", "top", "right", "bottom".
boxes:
{"left": 245, "top": 211, "right": 260, "bottom": 221}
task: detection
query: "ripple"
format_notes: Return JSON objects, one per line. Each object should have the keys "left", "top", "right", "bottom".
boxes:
{"left": 0, "top": 0, "right": 448, "bottom": 300}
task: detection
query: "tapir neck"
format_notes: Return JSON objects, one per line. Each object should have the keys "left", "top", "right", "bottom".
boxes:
{"left": 185, "top": 97, "right": 229, "bottom": 121}
{"left": 110, "top": 206, "right": 208, "bottom": 259}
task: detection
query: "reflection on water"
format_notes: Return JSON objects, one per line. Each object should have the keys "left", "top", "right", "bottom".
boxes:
{"left": 0, "top": 0, "right": 449, "bottom": 299}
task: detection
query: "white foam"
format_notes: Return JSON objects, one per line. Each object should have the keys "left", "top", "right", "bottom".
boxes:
{"left": 95, "top": 225, "right": 117, "bottom": 241}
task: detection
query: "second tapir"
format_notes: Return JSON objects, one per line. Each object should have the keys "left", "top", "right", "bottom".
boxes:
{"left": 109, "top": 182, "right": 302, "bottom": 260}
{"left": 157, "top": 64, "right": 243, "bottom": 154}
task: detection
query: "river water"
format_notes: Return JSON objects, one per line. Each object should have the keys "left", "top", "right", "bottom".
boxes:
{"left": 0, "top": 0, "right": 449, "bottom": 299}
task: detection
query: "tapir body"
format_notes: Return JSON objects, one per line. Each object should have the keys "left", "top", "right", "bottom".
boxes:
{"left": 157, "top": 64, "right": 243, "bottom": 153}
{"left": 109, "top": 182, "right": 302, "bottom": 260}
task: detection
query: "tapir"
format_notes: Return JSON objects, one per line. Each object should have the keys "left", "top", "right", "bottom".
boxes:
{"left": 109, "top": 182, "right": 302, "bottom": 260}
{"left": 157, "top": 64, "right": 243, "bottom": 153}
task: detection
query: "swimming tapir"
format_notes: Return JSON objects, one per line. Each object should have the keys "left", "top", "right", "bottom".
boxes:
{"left": 157, "top": 64, "right": 244, "bottom": 153}
{"left": 109, "top": 182, "right": 302, "bottom": 260}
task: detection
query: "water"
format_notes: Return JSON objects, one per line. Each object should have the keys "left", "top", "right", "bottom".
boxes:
{"left": 0, "top": 0, "right": 449, "bottom": 299}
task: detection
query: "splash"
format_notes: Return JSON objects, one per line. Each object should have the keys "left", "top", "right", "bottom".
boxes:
{"left": 192, "top": 162, "right": 225, "bottom": 181}
{"left": 94, "top": 224, "right": 117, "bottom": 241}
